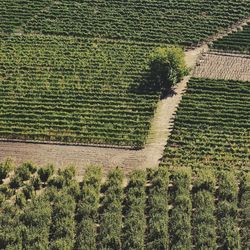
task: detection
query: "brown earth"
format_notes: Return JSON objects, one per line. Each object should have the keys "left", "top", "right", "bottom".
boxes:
{"left": 193, "top": 52, "right": 250, "bottom": 81}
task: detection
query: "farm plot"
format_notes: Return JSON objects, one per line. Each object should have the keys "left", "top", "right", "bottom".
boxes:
{"left": 212, "top": 22, "right": 250, "bottom": 53}
{"left": 193, "top": 52, "right": 250, "bottom": 81}
{"left": 20, "top": 0, "right": 250, "bottom": 46}
{"left": 0, "top": 0, "right": 51, "bottom": 34}
{"left": 0, "top": 34, "right": 161, "bottom": 148}
{"left": 0, "top": 163, "right": 249, "bottom": 249}
{"left": 160, "top": 78, "right": 250, "bottom": 170}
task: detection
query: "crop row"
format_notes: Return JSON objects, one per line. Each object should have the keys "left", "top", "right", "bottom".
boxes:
{"left": 212, "top": 23, "right": 250, "bottom": 53}
{"left": 0, "top": 162, "right": 249, "bottom": 249}
{"left": 161, "top": 78, "right": 250, "bottom": 170}
{"left": 0, "top": 34, "right": 161, "bottom": 148}
{"left": 1, "top": 1, "right": 250, "bottom": 46}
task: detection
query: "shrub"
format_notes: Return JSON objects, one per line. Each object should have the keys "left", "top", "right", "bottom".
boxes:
{"left": 148, "top": 46, "right": 189, "bottom": 96}
{"left": 147, "top": 167, "right": 169, "bottom": 250}
{"left": 75, "top": 166, "right": 102, "bottom": 250}
{"left": 38, "top": 165, "right": 54, "bottom": 183}
{"left": 0, "top": 159, "right": 14, "bottom": 183}
{"left": 123, "top": 170, "right": 146, "bottom": 250}
{"left": 98, "top": 167, "right": 124, "bottom": 250}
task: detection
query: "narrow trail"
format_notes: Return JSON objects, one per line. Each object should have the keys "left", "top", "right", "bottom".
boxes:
{"left": 0, "top": 45, "right": 207, "bottom": 175}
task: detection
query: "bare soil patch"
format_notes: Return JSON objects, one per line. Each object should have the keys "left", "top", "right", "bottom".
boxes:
{"left": 193, "top": 52, "right": 250, "bottom": 81}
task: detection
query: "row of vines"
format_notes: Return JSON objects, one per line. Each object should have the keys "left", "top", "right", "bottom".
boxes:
{"left": 0, "top": 34, "right": 161, "bottom": 148}
{"left": 161, "top": 78, "right": 250, "bottom": 170}
{"left": 212, "top": 23, "right": 250, "bottom": 53}
{"left": 0, "top": 160, "right": 249, "bottom": 249}
{"left": 1, "top": 0, "right": 250, "bottom": 46}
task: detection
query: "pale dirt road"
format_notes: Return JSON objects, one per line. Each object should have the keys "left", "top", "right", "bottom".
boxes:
{"left": 0, "top": 46, "right": 207, "bottom": 175}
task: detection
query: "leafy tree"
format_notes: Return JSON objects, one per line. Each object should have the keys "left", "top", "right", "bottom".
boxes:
{"left": 0, "top": 159, "right": 14, "bottom": 183}
{"left": 49, "top": 191, "right": 76, "bottom": 249}
{"left": 123, "top": 170, "right": 146, "bottom": 250}
{"left": 15, "top": 162, "right": 36, "bottom": 181}
{"left": 21, "top": 195, "right": 52, "bottom": 249}
{"left": 75, "top": 166, "right": 102, "bottom": 250}
{"left": 38, "top": 164, "right": 54, "bottom": 183}
{"left": 9, "top": 175, "right": 23, "bottom": 189}
{"left": 0, "top": 204, "right": 23, "bottom": 249}
{"left": 148, "top": 46, "right": 189, "bottom": 96}
{"left": 98, "top": 167, "right": 124, "bottom": 250}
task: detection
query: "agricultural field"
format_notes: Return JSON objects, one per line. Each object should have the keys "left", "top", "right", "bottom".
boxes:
{"left": 161, "top": 78, "right": 250, "bottom": 170}
{"left": 1, "top": 1, "right": 250, "bottom": 46}
{"left": 193, "top": 52, "right": 250, "bottom": 81}
{"left": 0, "top": 161, "right": 249, "bottom": 249}
{"left": 212, "top": 22, "right": 250, "bottom": 53}
{"left": 0, "top": 0, "right": 50, "bottom": 33}
{"left": 0, "top": 34, "right": 161, "bottom": 148}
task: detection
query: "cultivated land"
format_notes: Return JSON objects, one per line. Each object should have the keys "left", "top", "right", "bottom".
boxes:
{"left": 161, "top": 78, "right": 250, "bottom": 171}
{"left": 1, "top": 1, "right": 250, "bottom": 250}
{"left": 212, "top": 21, "right": 250, "bottom": 53}
{"left": 193, "top": 52, "right": 250, "bottom": 81}
{"left": 0, "top": 46, "right": 206, "bottom": 174}
{"left": 0, "top": 35, "right": 161, "bottom": 148}
{"left": 1, "top": 163, "right": 249, "bottom": 249}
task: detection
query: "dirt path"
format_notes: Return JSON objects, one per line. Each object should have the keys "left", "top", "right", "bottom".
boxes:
{"left": 0, "top": 46, "right": 206, "bottom": 175}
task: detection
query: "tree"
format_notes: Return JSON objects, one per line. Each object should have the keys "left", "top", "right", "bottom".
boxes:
{"left": 0, "top": 159, "right": 14, "bottom": 183}
{"left": 148, "top": 47, "right": 189, "bottom": 96}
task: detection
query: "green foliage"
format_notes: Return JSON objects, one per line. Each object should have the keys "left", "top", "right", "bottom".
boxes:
{"left": 9, "top": 175, "right": 23, "bottom": 189}
{"left": 98, "top": 167, "right": 124, "bottom": 250}
{"left": 48, "top": 175, "right": 65, "bottom": 189}
{"left": 59, "top": 166, "right": 76, "bottom": 185}
{"left": 75, "top": 166, "right": 102, "bottom": 250}
{"left": 49, "top": 191, "right": 76, "bottom": 250}
{"left": 123, "top": 170, "right": 146, "bottom": 250}
{"left": 0, "top": 204, "right": 23, "bottom": 249}
{"left": 161, "top": 78, "right": 250, "bottom": 169}
{"left": 148, "top": 47, "right": 188, "bottom": 95}
{"left": 21, "top": 195, "right": 52, "bottom": 249}
{"left": 147, "top": 167, "right": 169, "bottom": 250}
{"left": 15, "top": 162, "right": 36, "bottom": 182}
{"left": 22, "top": 184, "right": 35, "bottom": 200}
{"left": 0, "top": 35, "right": 159, "bottom": 148}
{"left": 212, "top": 23, "right": 250, "bottom": 53}
{"left": 239, "top": 172, "right": 250, "bottom": 249}
{"left": 217, "top": 171, "right": 240, "bottom": 250}
{"left": 15, "top": 192, "right": 27, "bottom": 209}
{"left": 0, "top": 159, "right": 14, "bottom": 183}
{"left": 170, "top": 168, "right": 192, "bottom": 250}
{"left": 30, "top": 175, "right": 42, "bottom": 190}
{"left": 0, "top": 183, "right": 14, "bottom": 198}
{"left": 38, "top": 165, "right": 54, "bottom": 183}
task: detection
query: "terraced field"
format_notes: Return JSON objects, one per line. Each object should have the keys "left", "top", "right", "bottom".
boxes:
{"left": 212, "top": 22, "right": 250, "bottom": 53}
{"left": 0, "top": 34, "right": 160, "bottom": 148}
{"left": 161, "top": 78, "right": 250, "bottom": 170}
{"left": 0, "top": 163, "right": 249, "bottom": 249}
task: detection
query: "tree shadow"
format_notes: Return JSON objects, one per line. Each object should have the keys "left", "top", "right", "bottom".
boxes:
{"left": 129, "top": 68, "right": 177, "bottom": 100}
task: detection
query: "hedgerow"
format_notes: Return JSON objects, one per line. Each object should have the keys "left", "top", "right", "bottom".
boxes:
{"left": 123, "top": 170, "right": 146, "bottom": 250}
{"left": 192, "top": 170, "right": 216, "bottom": 249}
{"left": 75, "top": 166, "right": 102, "bottom": 250}
{"left": 217, "top": 171, "right": 240, "bottom": 249}
{"left": 98, "top": 167, "right": 124, "bottom": 249}
{"left": 170, "top": 168, "right": 192, "bottom": 249}
{"left": 146, "top": 167, "right": 169, "bottom": 250}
